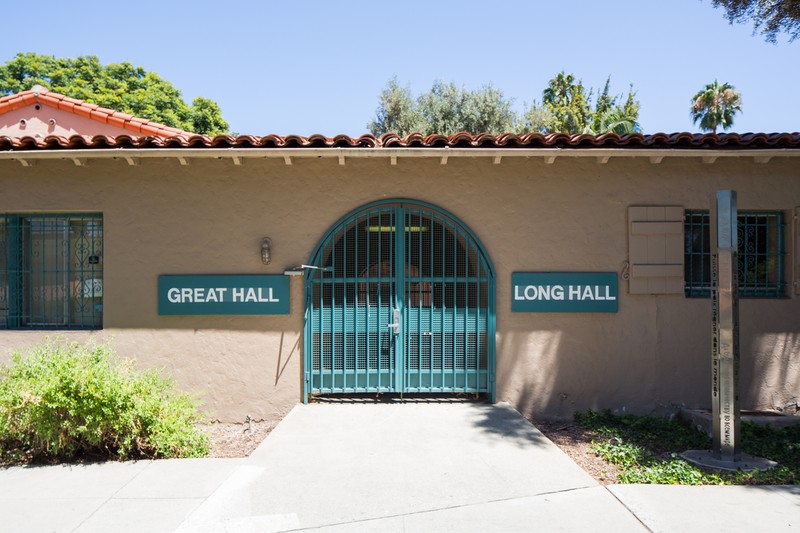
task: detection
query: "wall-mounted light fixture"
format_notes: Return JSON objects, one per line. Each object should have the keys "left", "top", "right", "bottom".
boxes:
{"left": 261, "top": 238, "right": 272, "bottom": 265}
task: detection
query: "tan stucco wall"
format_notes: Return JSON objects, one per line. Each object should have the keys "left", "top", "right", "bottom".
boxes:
{"left": 1, "top": 154, "right": 798, "bottom": 421}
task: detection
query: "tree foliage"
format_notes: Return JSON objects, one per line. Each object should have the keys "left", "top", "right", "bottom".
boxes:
{"left": 188, "top": 97, "right": 230, "bottom": 136}
{"left": 0, "top": 53, "right": 229, "bottom": 135}
{"left": 418, "top": 81, "right": 517, "bottom": 135}
{"left": 541, "top": 72, "right": 591, "bottom": 134}
{"left": 690, "top": 80, "right": 743, "bottom": 133}
{"left": 367, "top": 77, "right": 425, "bottom": 137}
{"left": 542, "top": 72, "right": 641, "bottom": 135}
{"left": 369, "top": 78, "right": 516, "bottom": 136}
{"left": 711, "top": 0, "right": 800, "bottom": 43}
{"left": 369, "top": 73, "right": 640, "bottom": 136}
{"left": 591, "top": 82, "right": 641, "bottom": 135}
{"left": 518, "top": 104, "right": 555, "bottom": 134}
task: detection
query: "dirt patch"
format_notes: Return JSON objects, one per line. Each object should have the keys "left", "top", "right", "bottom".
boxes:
{"left": 533, "top": 420, "right": 623, "bottom": 485}
{"left": 200, "top": 418, "right": 278, "bottom": 458}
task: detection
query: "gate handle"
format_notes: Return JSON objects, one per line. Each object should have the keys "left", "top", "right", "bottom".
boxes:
{"left": 387, "top": 309, "right": 401, "bottom": 335}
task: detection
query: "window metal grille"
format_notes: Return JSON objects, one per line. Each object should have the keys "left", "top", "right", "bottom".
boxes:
{"left": 0, "top": 214, "right": 103, "bottom": 329}
{"left": 684, "top": 210, "right": 785, "bottom": 298}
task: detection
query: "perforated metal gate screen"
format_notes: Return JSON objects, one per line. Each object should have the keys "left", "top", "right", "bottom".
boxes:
{"left": 304, "top": 201, "right": 495, "bottom": 397}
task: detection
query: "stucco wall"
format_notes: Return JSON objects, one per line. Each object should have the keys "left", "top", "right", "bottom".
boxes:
{"left": 0, "top": 105, "right": 143, "bottom": 138}
{"left": 1, "top": 155, "right": 798, "bottom": 421}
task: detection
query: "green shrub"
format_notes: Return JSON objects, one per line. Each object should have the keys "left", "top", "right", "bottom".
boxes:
{"left": 577, "top": 409, "right": 800, "bottom": 485}
{"left": 0, "top": 338, "right": 208, "bottom": 464}
{"left": 593, "top": 437, "right": 651, "bottom": 469}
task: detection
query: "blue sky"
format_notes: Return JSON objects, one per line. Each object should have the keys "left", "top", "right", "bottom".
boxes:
{"left": 2, "top": 1, "right": 798, "bottom": 136}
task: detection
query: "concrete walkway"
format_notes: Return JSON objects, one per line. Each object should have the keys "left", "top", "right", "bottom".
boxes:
{"left": 0, "top": 402, "right": 797, "bottom": 532}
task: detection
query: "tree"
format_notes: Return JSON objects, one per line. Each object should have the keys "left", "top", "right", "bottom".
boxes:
{"left": 591, "top": 78, "right": 617, "bottom": 132}
{"left": 0, "top": 53, "right": 229, "bottom": 135}
{"left": 189, "top": 97, "right": 230, "bottom": 136}
{"left": 368, "top": 74, "right": 641, "bottom": 136}
{"left": 540, "top": 73, "right": 641, "bottom": 135}
{"left": 367, "top": 77, "right": 424, "bottom": 137}
{"left": 516, "top": 103, "right": 554, "bottom": 134}
{"left": 416, "top": 81, "right": 517, "bottom": 136}
{"left": 415, "top": 81, "right": 468, "bottom": 136}
{"left": 368, "top": 79, "right": 516, "bottom": 136}
{"left": 586, "top": 82, "right": 641, "bottom": 135}
{"left": 459, "top": 84, "right": 517, "bottom": 135}
{"left": 711, "top": 0, "right": 800, "bottom": 43}
{"left": 690, "top": 80, "right": 743, "bottom": 133}
{"left": 541, "top": 72, "right": 591, "bottom": 134}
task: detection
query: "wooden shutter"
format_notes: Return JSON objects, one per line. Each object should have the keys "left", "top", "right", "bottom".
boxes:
{"left": 628, "top": 206, "right": 684, "bottom": 294}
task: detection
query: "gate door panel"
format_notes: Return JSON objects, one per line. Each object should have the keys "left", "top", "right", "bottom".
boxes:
{"left": 305, "top": 200, "right": 495, "bottom": 398}
{"left": 403, "top": 206, "right": 491, "bottom": 392}
{"left": 307, "top": 206, "right": 399, "bottom": 393}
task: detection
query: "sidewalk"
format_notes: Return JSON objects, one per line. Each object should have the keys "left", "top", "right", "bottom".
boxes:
{"left": 0, "top": 402, "right": 797, "bottom": 532}
{"left": 0, "top": 457, "right": 244, "bottom": 532}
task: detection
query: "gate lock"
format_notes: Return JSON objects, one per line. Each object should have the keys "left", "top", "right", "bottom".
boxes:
{"left": 387, "top": 308, "right": 401, "bottom": 335}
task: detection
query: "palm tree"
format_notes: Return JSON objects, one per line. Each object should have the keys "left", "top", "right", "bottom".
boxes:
{"left": 583, "top": 107, "right": 641, "bottom": 135}
{"left": 542, "top": 72, "right": 590, "bottom": 134}
{"left": 691, "top": 80, "right": 742, "bottom": 133}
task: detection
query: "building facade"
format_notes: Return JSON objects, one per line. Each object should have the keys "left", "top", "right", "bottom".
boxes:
{"left": 1, "top": 131, "right": 799, "bottom": 421}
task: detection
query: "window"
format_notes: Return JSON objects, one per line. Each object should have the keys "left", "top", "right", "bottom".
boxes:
{"left": 0, "top": 214, "right": 103, "bottom": 329}
{"left": 684, "top": 210, "right": 785, "bottom": 298}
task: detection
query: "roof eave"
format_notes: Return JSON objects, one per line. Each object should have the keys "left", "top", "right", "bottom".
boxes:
{"left": 1, "top": 146, "right": 798, "bottom": 167}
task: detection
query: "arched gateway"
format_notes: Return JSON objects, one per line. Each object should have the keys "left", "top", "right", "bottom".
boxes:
{"left": 304, "top": 199, "right": 495, "bottom": 401}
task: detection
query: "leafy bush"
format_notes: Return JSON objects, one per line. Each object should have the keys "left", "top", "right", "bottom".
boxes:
{"left": 576, "top": 409, "right": 799, "bottom": 485}
{"left": 617, "top": 455, "right": 713, "bottom": 485}
{"left": 0, "top": 338, "right": 208, "bottom": 464}
{"left": 592, "top": 438, "right": 650, "bottom": 469}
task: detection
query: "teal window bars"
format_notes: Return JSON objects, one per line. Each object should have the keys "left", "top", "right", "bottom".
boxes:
{"left": 0, "top": 214, "right": 103, "bottom": 329}
{"left": 684, "top": 210, "right": 785, "bottom": 298}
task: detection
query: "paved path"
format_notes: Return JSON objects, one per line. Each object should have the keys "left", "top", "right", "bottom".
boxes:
{"left": 0, "top": 402, "right": 797, "bottom": 532}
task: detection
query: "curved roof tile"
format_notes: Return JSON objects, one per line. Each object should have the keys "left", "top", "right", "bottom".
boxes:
{"left": 1, "top": 131, "right": 799, "bottom": 152}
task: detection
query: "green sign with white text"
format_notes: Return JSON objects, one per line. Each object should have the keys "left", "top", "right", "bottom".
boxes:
{"left": 512, "top": 272, "right": 618, "bottom": 313}
{"left": 158, "top": 275, "right": 290, "bottom": 315}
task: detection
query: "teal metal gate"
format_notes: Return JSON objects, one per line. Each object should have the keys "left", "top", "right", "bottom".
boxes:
{"left": 304, "top": 200, "right": 495, "bottom": 400}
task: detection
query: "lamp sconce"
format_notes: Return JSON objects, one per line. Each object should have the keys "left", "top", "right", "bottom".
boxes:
{"left": 261, "top": 238, "right": 272, "bottom": 265}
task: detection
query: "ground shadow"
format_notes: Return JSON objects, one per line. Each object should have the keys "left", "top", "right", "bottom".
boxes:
{"left": 309, "top": 394, "right": 552, "bottom": 448}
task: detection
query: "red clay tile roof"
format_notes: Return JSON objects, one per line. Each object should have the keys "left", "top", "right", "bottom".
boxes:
{"left": 1, "top": 131, "right": 799, "bottom": 152}
{"left": 0, "top": 86, "right": 190, "bottom": 137}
